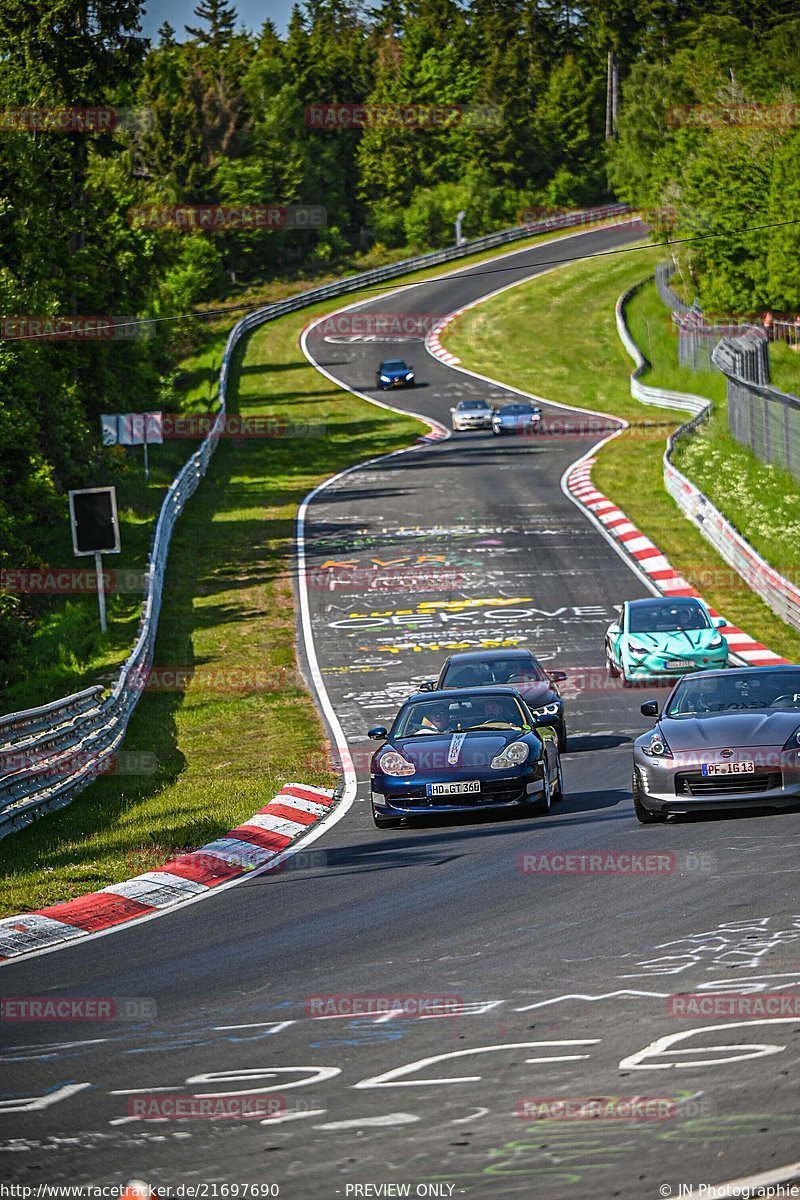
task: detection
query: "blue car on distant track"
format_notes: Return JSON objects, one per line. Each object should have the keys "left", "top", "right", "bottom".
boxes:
{"left": 368, "top": 686, "right": 563, "bottom": 828}
{"left": 376, "top": 358, "right": 415, "bottom": 390}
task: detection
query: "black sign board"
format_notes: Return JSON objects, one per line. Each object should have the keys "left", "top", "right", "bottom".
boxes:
{"left": 68, "top": 487, "right": 120, "bottom": 556}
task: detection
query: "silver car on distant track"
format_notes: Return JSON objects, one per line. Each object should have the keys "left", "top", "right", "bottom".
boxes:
{"left": 491, "top": 401, "right": 542, "bottom": 436}
{"left": 450, "top": 398, "right": 494, "bottom": 431}
{"left": 632, "top": 665, "right": 800, "bottom": 823}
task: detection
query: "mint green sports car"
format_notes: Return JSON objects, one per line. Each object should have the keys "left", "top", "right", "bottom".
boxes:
{"left": 605, "top": 597, "right": 729, "bottom": 686}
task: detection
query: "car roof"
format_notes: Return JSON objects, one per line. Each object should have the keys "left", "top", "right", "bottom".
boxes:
{"left": 627, "top": 596, "right": 706, "bottom": 608}
{"left": 404, "top": 685, "right": 526, "bottom": 702}
{"left": 671, "top": 664, "right": 800, "bottom": 681}
{"left": 442, "top": 649, "right": 534, "bottom": 664}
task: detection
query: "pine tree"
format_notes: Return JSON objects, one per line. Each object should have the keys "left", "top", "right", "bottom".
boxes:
{"left": 185, "top": 0, "right": 238, "bottom": 49}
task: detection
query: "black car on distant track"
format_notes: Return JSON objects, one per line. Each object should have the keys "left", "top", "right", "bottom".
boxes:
{"left": 419, "top": 648, "right": 569, "bottom": 751}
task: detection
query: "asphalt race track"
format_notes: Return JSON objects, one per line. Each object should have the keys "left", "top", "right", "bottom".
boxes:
{"left": 2, "top": 224, "right": 800, "bottom": 1197}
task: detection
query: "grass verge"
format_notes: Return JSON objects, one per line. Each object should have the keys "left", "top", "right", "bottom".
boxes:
{"left": 443, "top": 250, "right": 800, "bottom": 664}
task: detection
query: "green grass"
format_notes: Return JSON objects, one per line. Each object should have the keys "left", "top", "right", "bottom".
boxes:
{"left": 443, "top": 251, "right": 800, "bottom": 665}
{"left": 770, "top": 341, "right": 800, "bottom": 397}
{"left": 0, "top": 309, "right": 421, "bottom": 915}
{"left": 0, "top": 218, "right": 623, "bottom": 917}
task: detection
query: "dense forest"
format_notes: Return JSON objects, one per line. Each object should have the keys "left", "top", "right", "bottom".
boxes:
{"left": 2, "top": 0, "right": 800, "bottom": 672}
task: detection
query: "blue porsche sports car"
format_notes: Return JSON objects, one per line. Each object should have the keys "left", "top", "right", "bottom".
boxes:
{"left": 368, "top": 686, "right": 563, "bottom": 828}
{"left": 376, "top": 359, "right": 415, "bottom": 390}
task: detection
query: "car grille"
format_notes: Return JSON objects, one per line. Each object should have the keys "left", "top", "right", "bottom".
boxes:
{"left": 675, "top": 770, "right": 782, "bottom": 797}
{"left": 386, "top": 782, "right": 528, "bottom": 807}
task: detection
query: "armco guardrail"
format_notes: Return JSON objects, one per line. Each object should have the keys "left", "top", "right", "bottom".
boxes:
{"left": 0, "top": 203, "right": 634, "bottom": 837}
{"left": 617, "top": 278, "right": 800, "bottom": 635}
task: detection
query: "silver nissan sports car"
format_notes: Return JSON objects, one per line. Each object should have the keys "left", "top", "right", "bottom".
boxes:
{"left": 632, "top": 665, "right": 800, "bottom": 823}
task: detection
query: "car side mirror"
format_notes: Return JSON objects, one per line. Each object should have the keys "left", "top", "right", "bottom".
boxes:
{"left": 608, "top": 623, "right": 620, "bottom": 636}
{"left": 449, "top": 407, "right": 455, "bottom": 413}
{"left": 367, "top": 726, "right": 388, "bottom": 740}
{"left": 548, "top": 670, "right": 567, "bottom": 683}
{"left": 640, "top": 700, "right": 659, "bottom": 717}
{"left": 713, "top": 616, "right": 726, "bottom": 628}
{"left": 417, "top": 680, "right": 436, "bottom": 692}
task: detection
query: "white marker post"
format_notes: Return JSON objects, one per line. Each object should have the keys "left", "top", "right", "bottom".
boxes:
{"left": 95, "top": 550, "right": 108, "bottom": 632}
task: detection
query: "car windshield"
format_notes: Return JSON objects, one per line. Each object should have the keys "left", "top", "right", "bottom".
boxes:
{"left": 441, "top": 655, "right": 546, "bottom": 688}
{"left": 665, "top": 670, "right": 800, "bottom": 716}
{"left": 394, "top": 694, "right": 528, "bottom": 735}
{"left": 500, "top": 404, "right": 534, "bottom": 414}
{"left": 629, "top": 601, "right": 711, "bottom": 633}
{"left": 459, "top": 400, "right": 491, "bottom": 410}
{"left": 382, "top": 361, "right": 407, "bottom": 371}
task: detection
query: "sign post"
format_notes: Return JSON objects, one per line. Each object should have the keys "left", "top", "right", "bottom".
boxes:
{"left": 101, "top": 412, "right": 163, "bottom": 479}
{"left": 67, "top": 486, "right": 121, "bottom": 633}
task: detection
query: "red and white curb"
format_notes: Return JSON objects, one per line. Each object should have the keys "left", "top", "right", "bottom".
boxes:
{"left": 427, "top": 320, "right": 461, "bottom": 367}
{"left": 566, "top": 458, "right": 789, "bottom": 666}
{"left": 0, "top": 783, "right": 337, "bottom": 963}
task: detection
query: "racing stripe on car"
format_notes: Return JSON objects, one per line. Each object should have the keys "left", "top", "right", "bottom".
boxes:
{"left": 0, "top": 783, "right": 337, "bottom": 963}
{"left": 565, "top": 457, "right": 790, "bottom": 667}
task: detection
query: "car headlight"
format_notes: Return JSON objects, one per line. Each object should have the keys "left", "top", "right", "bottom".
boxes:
{"left": 377, "top": 750, "right": 416, "bottom": 776}
{"left": 405, "top": 372, "right": 414, "bottom": 380}
{"left": 642, "top": 729, "right": 673, "bottom": 758}
{"left": 491, "top": 741, "right": 530, "bottom": 769}
{"left": 531, "top": 702, "right": 560, "bottom": 718}
{"left": 708, "top": 634, "right": 723, "bottom": 648}
{"left": 628, "top": 643, "right": 649, "bottom": 656}
{"left": 781, "top": 726, "right": 800, "bottom": 750}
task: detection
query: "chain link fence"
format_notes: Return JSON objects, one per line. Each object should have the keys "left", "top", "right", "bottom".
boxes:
{"left": 712, "top": 343, "right": 800, "bottom": 483}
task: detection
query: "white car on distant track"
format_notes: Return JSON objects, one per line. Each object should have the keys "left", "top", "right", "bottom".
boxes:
{"left": 450, "top": 399, "right": 494, "bottom": 430}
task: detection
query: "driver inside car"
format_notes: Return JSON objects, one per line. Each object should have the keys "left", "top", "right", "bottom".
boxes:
{"left": 418, "top": 702, "right": 452, "bottom": 732}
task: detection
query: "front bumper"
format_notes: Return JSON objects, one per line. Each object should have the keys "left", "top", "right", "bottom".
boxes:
{"left": 380, "top": 377, "right": 414, "bottom": 389}
{"left": 623, "top": 649, "right": 729, "bottom": 681}
{"left": 454, "top": 417, "right": 492, "bottom": 430}
{"left": 633, "top": 748, "right": 800, "bottom": 812}
{"left": 372, "top": 765, "right": 545, "bottom": 817}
